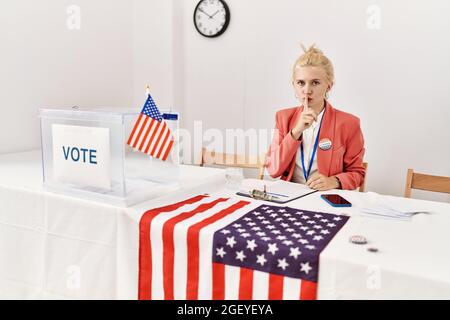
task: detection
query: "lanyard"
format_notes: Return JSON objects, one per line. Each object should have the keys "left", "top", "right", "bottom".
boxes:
{"left": 300, "top": 109, "right": 325, "bottom": 181}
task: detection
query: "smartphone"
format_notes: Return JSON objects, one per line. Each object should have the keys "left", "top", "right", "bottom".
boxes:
{"left": 321, "top": 194, "right": 352, "bottom": 207}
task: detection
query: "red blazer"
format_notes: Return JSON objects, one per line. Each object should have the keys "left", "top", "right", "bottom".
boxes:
{"left": 266, "top": 101, "right": 365, "bottom": 190}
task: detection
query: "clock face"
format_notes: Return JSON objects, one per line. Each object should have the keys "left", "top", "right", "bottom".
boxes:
{"left": 194, "top": 0, "right": 230, "bottom": 38}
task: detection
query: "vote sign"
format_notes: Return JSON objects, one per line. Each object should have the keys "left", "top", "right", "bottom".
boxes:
{"left": 52, "top": 124, "right": 111, "bottom": 189}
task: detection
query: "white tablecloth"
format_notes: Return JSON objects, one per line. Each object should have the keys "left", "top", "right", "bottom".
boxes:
{"left": 0, "top": 150, "right": 225, "bottom": 299}
{"left": 1, "top": 151, "right": 449, "bottom": 299}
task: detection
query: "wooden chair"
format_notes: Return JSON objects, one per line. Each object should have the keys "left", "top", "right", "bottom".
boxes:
{"left": 404, "top": 168, "right": 450, "bottom": 198}
{"left": 359, "top": 162, "right": 368, "bottom": 192}
{"left": 200, "top": 148, "right": 266, "bottom": 180}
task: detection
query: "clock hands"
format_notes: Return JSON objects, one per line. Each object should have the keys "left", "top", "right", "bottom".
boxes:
{"left": 199, "top": 7, "right": 221, "bottom": 20}
{"left": 210, "top": 10, "right": 220, "bottom": 19}
{"left": 198, "top": 7, "right": 213, "bottom": 19}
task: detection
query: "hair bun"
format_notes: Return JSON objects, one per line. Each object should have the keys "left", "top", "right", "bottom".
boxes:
{"left": 301, "top": 43, "right": 323, "bottom": 55}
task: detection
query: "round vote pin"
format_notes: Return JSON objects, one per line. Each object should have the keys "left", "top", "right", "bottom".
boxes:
{"left": 349, "top": 235, "right": 368, "bottom": 245}
{"left": 319, "top": 138, "right": 332, "bottom": 151}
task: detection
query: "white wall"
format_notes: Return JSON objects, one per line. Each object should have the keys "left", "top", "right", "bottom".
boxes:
{"left": 131, "top": 0, "right": 174, "bottom": 109}
{"left": 0, "top": 0, "right": 134, "bottom": 154}
{"left": 1, "top": 0, "right": 449, "bottom": 201}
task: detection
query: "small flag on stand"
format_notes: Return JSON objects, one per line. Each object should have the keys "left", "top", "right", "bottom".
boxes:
{"left": 127, "top": 89, "right": 174, "bottom": 161}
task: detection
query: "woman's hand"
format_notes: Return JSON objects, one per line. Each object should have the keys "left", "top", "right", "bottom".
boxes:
{"left": 306, "top": 172, "right": 341, "bottom": 191}
{"left": 291, "top": 98, "right": 318, "bottom": 140}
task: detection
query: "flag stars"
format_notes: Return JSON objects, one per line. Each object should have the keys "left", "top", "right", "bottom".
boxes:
{"left": 246, "top": 239, "right": 258, "bottom": 251}
{"left": 277, "top": 258, "right": 289, "bottom": 270}
{"left": 256, "top": 254, "right": 267, "bottom": 266}
{"left": 226, "top": 236, "right": 236, "bottom": 248}
{"left": 236, "top": 250, "right": 246, "bottom": 262}
{"left": 267, "top": 243, "right": 279, "bottom": 255}
{"left": 216, "top": 247, "right": 226, "bottom": 258}
{"left": 300, "top": 262, "right": 312, "bottom": 274}
{"left": 313, "top": 235, "right": 324, "bottom": 241}
{"left": 327, "top": 223, "right": 336, "bottom": 228}
{"left": 289, "top": 247, "right": 302, "bottom": 259}
{"left": 214, "top": 206, "right": 345, "bottom": 279}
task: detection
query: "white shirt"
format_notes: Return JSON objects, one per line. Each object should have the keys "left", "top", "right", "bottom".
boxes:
{"left": 292, "top": 108, "right": 325, "bottom": 184}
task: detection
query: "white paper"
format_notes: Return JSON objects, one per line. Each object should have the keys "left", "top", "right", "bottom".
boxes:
{"left": 52, "top": 124, "right": 111, "bottom": 189}
{"left": 361, "top": 196, "right": 431, "bottom": 221}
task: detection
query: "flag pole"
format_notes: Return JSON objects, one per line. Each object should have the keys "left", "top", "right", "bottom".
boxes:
{"left": 145, "top": 84, "right": 150, "bottom": 96}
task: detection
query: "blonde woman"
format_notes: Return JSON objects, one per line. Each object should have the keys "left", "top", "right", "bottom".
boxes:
{"left": 267, "top": 45, "right": 365, "bottom": 191}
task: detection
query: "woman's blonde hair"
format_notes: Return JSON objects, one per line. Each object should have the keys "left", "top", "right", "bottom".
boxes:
{"left": 292, "top": 44, "right": 334, "bottom": 85}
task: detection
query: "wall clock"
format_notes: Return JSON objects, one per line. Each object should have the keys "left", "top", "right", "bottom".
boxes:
{"left": 193, "top": 0, "right": 230, "bottom": 38}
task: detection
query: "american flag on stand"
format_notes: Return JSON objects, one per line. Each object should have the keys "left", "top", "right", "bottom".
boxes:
{"left": 127, "top": 93, "right": 174, "bottom": 161}
{"left": 138, "top": 195, "right": 349, "bottom": 300}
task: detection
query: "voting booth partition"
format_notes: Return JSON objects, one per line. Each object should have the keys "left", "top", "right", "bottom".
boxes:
{"left": 39, "top": 107, "right": 180, "bottom": 206}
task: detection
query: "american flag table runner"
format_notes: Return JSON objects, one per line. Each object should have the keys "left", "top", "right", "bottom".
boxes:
{"left": 138, "top": 195, "right": 349, "bottom": 300}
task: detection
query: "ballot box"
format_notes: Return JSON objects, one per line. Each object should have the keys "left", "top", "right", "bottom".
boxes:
{"left": 39, "top": 106, "right": 180, "bottom": 206}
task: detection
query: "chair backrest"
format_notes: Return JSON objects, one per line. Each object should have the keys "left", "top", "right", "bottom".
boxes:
{"left": 200, "top": 148, "right": 266, "bottom": 180}
{"left": 404, "top": 168, "right": 450, "bottom": 198}
{"left": 358, "top": 162, "right": 368, "bottom": 192}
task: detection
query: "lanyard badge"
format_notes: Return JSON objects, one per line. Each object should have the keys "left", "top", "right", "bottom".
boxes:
{"left": 300, "top": 110, "right": 326, "bottom": 181}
